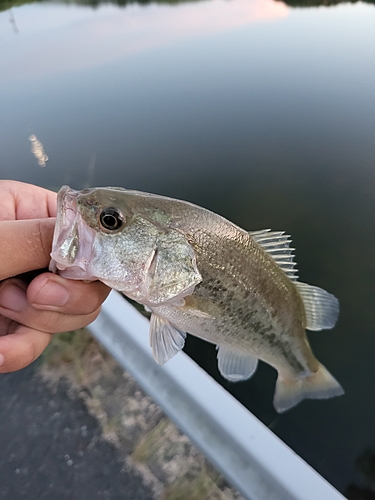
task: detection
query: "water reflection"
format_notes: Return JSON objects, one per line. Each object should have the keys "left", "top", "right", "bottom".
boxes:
{"left": 8, "top": 8, "right": 18, "bottom": 32}
{"left": 29, "top": 134, "right": 49, "bottom": 167}
{"left": 3, "top": 0, "right": 375, "bottom": 9}
{"left": 1, "top": 0, "right": 288, "bottom": 82}
{"left": 279, "top": 0, "right": 375, "bottom": 6}
{"left": 0, "top": 0, "right": 203, "bottom": 10}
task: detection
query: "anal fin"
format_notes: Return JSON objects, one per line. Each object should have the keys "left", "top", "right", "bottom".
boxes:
{"left": 217, "top": 345, "right": 258, "bottom": 382}
{"left": 149, "top": 314, "right": 186, "bottom": 365}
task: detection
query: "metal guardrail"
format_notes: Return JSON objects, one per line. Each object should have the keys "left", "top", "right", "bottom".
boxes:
{"left": 88, "top": 291, "right": 345, "bottom": 500}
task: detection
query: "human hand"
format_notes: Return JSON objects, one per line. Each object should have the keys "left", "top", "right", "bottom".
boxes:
{"left": 0, "top": 180, "right": 111, "bottom": 373}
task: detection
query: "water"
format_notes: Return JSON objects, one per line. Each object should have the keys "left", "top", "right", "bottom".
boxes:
{"left": 1, "top": 0, "right": 375, "bottom": 495}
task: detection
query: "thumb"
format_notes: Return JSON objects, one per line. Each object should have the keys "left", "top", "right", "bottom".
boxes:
{"left": 0, "top": 218, "right": 56, "bottom": 280}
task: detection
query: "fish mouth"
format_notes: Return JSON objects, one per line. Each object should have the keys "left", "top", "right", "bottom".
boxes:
{"left": 49, "top": 186, "right": 96, "bottom": 279}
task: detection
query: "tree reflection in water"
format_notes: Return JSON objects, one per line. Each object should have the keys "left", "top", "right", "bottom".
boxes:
{"left": 0, "top": 0, "right": 200, "bottom": 12}
{"left": 1, "top": 0, "right": 374, "bottom": 13}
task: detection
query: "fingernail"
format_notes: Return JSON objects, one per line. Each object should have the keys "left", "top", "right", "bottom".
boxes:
{"left": 33, "top": 281, "right": 70, "bottom": 307}
{"left": 0, "top": 283, "right": 27, "bottom": 312}
{"left": 0, "top": 354, "right": 4, "bottom": 367}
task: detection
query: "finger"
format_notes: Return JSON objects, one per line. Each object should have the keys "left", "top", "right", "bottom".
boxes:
{"left": 0, "top": 280, "right": 102, "bottom": 334}
{"left": 0, "top": 315, "right": 18, "bottom": 336}
{"left": 27, "top": 273, "right": 111, "bottom": 315}
{"left": 0, "top": 218, "right": 55, "bottom": 280}
{"left": 0, "top": 325, "right": 52, "bottom": 373}
{"left": 0, "top": 180, "right": 57, "bottom": 221}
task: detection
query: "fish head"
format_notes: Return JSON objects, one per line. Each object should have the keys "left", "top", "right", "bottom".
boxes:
{"left": 50, "top": 186, "right": 202, "bottom": 307}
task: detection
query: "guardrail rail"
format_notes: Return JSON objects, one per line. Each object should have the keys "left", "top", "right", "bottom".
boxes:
{"left": 88, "top": 291, "right": 345, "bottom": 500}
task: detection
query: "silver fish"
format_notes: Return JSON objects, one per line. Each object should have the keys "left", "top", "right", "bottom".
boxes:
{"left": 50, "top": 186, "right": 344, "bottom": 412}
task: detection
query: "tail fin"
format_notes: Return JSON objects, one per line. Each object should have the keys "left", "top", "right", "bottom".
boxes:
{"left": 273, "top": 364, "right": 344, "bottom": 413}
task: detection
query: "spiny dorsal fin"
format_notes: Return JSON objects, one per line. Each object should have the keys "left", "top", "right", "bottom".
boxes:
{"left": 248, "top": 229, "right": 298, "bottom": 281}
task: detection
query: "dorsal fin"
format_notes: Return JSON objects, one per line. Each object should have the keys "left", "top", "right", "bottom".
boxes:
{"left": 248, "top": 229, "right": 298, "bottom": 281}
{"left": 295, "top": 282, "right": 339, "bottom": 331}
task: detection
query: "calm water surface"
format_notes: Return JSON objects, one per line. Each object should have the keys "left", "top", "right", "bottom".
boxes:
{"left": 1, "top": 0, "right": 375, "bottom": 495}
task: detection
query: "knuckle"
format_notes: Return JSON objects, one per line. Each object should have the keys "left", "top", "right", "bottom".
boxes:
{"left": 36, "top": 219, "right": 51, "bottom": 260}
{"left": 42, "top": 310, "right": 65, "bottom": 332}
{"left": 22, "top": 338, "right": 38, "bottom": 368}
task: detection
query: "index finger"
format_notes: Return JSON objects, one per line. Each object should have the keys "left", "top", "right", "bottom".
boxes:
{"left": 0, "top": 180, "right": 57, "bottom": 221}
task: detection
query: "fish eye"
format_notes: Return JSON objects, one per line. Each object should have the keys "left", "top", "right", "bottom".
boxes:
{"left": 99, "top": 207, "right": 124, "bottom": 231}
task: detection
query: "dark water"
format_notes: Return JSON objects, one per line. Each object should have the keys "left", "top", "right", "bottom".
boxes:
{"left": 1, "top": 0, "right": 375, "bottom": 495}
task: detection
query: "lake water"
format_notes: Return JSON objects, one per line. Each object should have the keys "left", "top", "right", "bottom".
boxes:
{"left": 1, "top": 0, "right": 375, "bottom": 495}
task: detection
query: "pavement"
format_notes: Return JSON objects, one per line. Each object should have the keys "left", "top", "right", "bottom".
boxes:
{"left": 0, "top": 364, "right": 154, "bottom": 500}
{"left": 0, "top": 330, "right": 242, "bottom": 500}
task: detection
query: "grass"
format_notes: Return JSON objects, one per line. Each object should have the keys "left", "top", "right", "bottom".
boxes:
{"left": 40, "top": 328, "right": 97, "bottom": 383}
{"left": 42, "top": 328, "right": 92, "bottom": 364}
{"left": 163, "top": 468, "right": 222, "bottom": 500}
{"left": 132, "top": 418, "right": 170, "bottom": 463}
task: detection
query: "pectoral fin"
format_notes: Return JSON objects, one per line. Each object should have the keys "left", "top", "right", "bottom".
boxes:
{"left": 149, "top": 314, "right": 187, "bottom": 365}
{"left": 217, "top": 345, "right": 258, "bottom": 382}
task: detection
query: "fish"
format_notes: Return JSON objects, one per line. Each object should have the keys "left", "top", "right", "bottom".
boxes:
{"left": 50, "top": 185, "right": 344, "bottom": 413}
